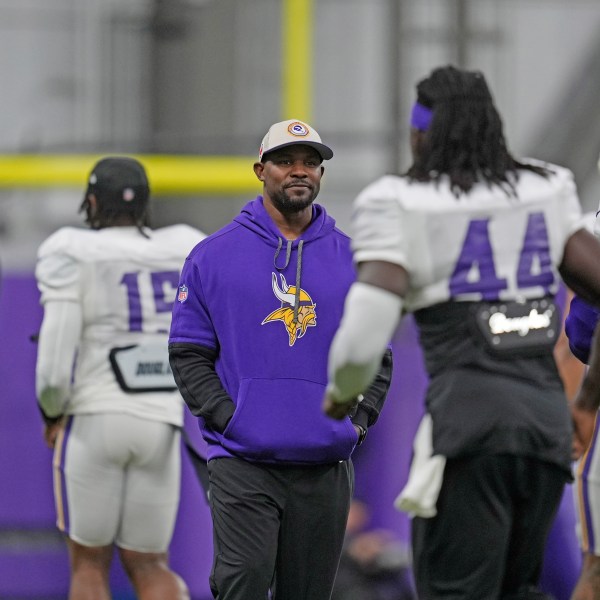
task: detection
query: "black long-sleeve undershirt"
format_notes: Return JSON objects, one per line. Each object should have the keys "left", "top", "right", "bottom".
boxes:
{"left": 168, "top": 342, "right": 393, "bottom": 434}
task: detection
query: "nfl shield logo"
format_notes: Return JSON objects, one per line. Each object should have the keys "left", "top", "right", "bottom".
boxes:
{"left": 177, "top": 284, "right": 188, "bottom": 303}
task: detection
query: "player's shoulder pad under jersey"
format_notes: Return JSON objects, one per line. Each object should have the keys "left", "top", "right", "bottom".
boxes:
{"left": 519, "top": 158, "right": 576, "bottom": 190}
{"left": 37, "top": 226, "right": 91, "bottom": 261}
{"left": 151, "top": 224, "right": 207, "bottom": 254}
{"left": 578, "top": 211, "right": 596, "bottom": 235}
{"left": 35, "top": 227, "right": 85, "bottom": 292}
{"left": 354, "top": 175, "right": 401, "bottom": 206}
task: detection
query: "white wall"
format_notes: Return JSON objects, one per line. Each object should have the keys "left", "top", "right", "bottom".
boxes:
{"left": 1, "top": 0, "right": 599, "bottom": 268}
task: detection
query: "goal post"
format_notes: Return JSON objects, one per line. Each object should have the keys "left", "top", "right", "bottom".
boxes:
{"left": 0, "top": 154, "right": 261, "bottom": 196}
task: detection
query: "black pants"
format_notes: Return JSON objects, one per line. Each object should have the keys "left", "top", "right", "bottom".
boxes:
{"left": 412, "top": 454, "right": 567, "bottom": 600}
{"left": 207, "top": 457, "right": 353, "bottom": 600}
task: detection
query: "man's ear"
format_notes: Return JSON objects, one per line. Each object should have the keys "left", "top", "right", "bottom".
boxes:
{"left": 86, "top": 193, "right": 98, "bottom": 217}
{"left": 253, "top": 162, "right": 265, "bottom": 181}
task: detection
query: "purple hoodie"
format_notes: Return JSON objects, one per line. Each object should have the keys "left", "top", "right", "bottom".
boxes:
{"left": 169, "top": 196, "right": 359, "bottom": 464}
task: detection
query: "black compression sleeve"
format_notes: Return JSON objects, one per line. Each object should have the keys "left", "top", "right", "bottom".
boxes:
{"left": 351, "top": 348, "right": 393, "bottom": 430}
{"left": 168, "top": 342, "right": 235, "bottom": 433}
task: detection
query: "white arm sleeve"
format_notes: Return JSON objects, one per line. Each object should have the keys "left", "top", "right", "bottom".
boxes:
{"left": 327, "top": 282, "right": 402, "bottom": 403}
{"left": 35, "top": 300, "right": 82, "bottom": 417}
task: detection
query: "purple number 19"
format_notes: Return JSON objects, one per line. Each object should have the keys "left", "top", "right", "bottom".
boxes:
{"left": 120, "top": 271, "right": 180, "bottom": 332}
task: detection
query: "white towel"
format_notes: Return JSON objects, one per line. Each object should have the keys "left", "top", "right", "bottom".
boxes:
{"left": 394, "top": 413, "right": 446, "bottom": 518}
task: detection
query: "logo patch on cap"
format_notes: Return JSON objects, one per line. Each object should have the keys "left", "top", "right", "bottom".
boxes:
{"left": 122, "top": 188, "right": 135, "bottom": 202}
{"left": 288, "top": 122, "right": 309, "bottom": 137}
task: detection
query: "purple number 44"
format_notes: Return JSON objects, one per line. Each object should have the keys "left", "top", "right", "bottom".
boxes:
{"left": 449, "top": 212, "right": 554, "bottom": 301}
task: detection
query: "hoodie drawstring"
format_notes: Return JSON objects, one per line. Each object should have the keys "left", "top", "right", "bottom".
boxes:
{"left": 274, "top": 237, "right": 304, "bottom": 324}
{"left": 273, "top": 237, "right": 292, "bottom": 271}
{"left": 293, "top": 240, "right": 304, "bottom": 324}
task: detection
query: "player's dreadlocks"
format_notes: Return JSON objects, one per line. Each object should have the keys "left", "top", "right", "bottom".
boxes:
{"left": 406, "top": 65, "right": 550, "bottom": 196}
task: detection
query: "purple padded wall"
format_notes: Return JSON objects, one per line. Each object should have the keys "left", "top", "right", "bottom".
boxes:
{"left": 0, "top": 273, "right": 581, "bottom": 599}
{"left": 0, "top": 273, "right": 213, "bottom": 599}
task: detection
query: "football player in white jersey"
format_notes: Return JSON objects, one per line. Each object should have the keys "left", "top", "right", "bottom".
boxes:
{"left": 562, "top": 207, "right": 600, "bottom": 600}
{"left": 324, "top": 66, "right": 600, "bottom": 599}
{"left": 35, "top": 157, "right": 205, "bottom": 600}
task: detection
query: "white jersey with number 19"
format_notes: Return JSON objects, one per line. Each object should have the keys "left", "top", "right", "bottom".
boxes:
{"left": 35, "top": 224, "right": 205, "bottom": 426}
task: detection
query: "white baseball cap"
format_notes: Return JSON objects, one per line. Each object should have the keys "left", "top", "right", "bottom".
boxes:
{"left": 258, "top": 119, "right": 333, "bottom": 162}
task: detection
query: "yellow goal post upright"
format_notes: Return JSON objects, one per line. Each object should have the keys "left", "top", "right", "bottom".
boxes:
{"left": 0, "top": 0, "right": 313, "bottom": 197}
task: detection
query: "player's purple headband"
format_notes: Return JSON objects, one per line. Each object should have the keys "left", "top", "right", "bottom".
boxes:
{"left": 411, "top": 102, "right": 433, "bottom": 131}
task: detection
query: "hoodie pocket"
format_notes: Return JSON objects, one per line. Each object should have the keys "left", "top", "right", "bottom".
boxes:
{"left": 222, "top": 377, "right": 357, "bottom": 463}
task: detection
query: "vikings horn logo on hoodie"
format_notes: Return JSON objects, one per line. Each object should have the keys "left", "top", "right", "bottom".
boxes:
{"left": 262, "top": 273, "right": 317, "bottom": 346}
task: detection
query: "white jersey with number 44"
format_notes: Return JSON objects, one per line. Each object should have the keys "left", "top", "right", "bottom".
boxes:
{"left": 351, "top": 161, "right": 585, "bottom": 311}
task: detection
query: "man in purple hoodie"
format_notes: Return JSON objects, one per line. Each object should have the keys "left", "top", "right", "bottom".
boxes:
{"left": 168, "top": 119, "right": 392, "bottom": 600}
